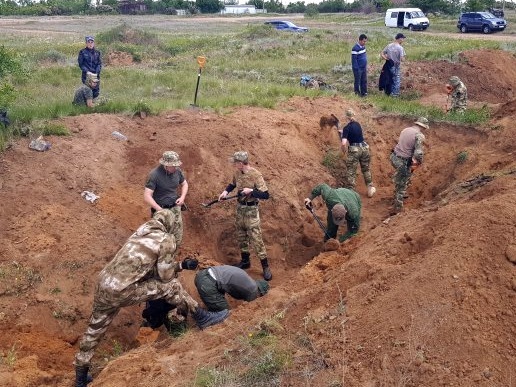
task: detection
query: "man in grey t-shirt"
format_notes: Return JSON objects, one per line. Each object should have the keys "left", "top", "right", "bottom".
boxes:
{"left": 381, "top": 33, "right": 406, "bottom": 97}
{"left": 195, "top": 265, "right": 270, "bottom": 311}
{"left": 72, "top": 72, "right": 98, "bottom": 108}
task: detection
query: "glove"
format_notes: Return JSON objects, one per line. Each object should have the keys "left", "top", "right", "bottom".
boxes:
{"left": 304, "top": 198, "right": 312, "bottom": 209}
{"left": 181, "top": 258, "right": 198, "bottom": 270}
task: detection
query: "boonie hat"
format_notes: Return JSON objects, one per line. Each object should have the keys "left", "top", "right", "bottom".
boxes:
{"left": 414, "top": 117, "right": 429, "bottom": 130}
{"left": 256, "top": 280, "right": 270, "bottom": 296}
{"left": 395, "top": 33, "right": 406, "bottom": 40}
{"left": 448, "top": 76, "right": 461, "bottom": 87}
{"left": 230, "top": 151, "right": 248, "bottom": 163}
{"left": 345, "top": 109, "right": 355, "bottom": 118}
{"left": 331, "top": 204, "right": 347, "bottom": 226}
{"left": 159, "top": 151, "right": 182, "bottom": 167}
{"left": 85, "top": 36, "right": 95, "bottom": 42}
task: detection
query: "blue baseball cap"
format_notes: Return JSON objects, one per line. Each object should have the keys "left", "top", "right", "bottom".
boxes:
{"left": 85, "top": 36, "right": 95, "bottom": 42}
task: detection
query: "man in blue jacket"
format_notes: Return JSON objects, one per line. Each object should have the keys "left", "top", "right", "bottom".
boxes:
{"left": 351, "top": 34, "right": 368, "bottom": 97}
{"left": 78, "top": 36, "right": 102, "bottom": 99}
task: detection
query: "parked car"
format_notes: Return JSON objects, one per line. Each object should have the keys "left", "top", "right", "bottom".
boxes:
{"left": 264, "top": 21, "right": 309, "bottom": 32}
{"left": 457, "top": 12, "right": 507, "bottom": 34}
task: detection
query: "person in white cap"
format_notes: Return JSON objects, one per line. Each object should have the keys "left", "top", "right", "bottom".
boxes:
{"left": 340, "top": 108, "right": 376, "bottom": 198}
{"left": 390, "top": 117, "right": 429, "bottom": 214}
{"left": 72, "top": 72, "right": 99, "bottom": 108}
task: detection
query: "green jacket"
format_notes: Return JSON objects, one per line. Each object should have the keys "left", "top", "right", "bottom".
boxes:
{"left": 309, "top": 184, "right": 361, "bottom": 241}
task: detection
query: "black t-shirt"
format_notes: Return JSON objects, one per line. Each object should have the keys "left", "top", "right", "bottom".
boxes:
{"left": 341, "top": 121, "right": 364, "bottom": 144}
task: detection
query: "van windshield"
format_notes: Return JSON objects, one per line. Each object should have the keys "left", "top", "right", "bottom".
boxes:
{"left": 410, "top": 11, "right": 425, "bottom": 18}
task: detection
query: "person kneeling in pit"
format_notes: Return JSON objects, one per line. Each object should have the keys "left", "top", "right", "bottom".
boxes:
{"left": 73, "top": 209, "right": 229, "bottom": 387}
{"left": 195, "top": 264, "right": 270, "bottom": 311}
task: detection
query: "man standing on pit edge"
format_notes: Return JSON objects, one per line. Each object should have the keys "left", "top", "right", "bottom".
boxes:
{"left": 218, "top": 151, "right": 272, "bottom": 281}
{"left": 351, "top": 34, "right": 368, "bottom": 97}
{"left": 381, "top": 33, "right": 406, "bottom": 98}
{"left": 78, "top": 35, "right": 102, "bottom": 99}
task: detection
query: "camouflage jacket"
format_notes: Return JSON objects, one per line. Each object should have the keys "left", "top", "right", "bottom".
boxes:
{"left": 97, "top": 219, "right": 179, "bottom": 293}
{"left": 450, "top": 82, "right": 467, "bottom": 113}
{"left": 232, "top": 167, "right": 268, "bottom": 204}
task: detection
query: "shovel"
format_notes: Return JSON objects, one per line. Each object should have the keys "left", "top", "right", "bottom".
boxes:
{"left": 201, "top": 194, "right": 238, "bottom": 208}
{"left": 306, "top": 204, "right": 331, "bottom": 240}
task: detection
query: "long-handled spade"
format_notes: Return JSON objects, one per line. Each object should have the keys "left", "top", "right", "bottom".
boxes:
{"left": 306, "top": 204, "right": 331, "bottom": 240}
{"left": 191, "top": 56, "right": 206, "bottom": 108}
{"left": 201, "top": 194, "right": 239, "bottom": 208}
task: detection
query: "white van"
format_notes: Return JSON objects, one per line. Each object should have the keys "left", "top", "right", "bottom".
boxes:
{"left": 385, "top": 8, "right": 429, "bottom": 31}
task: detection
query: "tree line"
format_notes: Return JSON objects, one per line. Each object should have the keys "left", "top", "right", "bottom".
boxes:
{"left": 0, "top": 0, "right": 510, "bottom": 16}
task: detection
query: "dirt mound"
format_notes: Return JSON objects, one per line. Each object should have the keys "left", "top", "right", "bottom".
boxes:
{"left": 106, "top": 51, "right": 134, "bottom": 66}
{"left": 406, "top": 49, "right": 516, "bottom": 109}
{"left": 0, "top": 49, "right": 515, "bottom": 386}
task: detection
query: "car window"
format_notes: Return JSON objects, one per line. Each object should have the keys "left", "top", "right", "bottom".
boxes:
{"left": 481, "top": 12, "right": 496, "bottom": 19}
{"left": 391, "top": 12, "right": 398, "bottom": 18}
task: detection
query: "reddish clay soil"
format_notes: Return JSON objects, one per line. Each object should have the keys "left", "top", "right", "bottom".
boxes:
{"left": 0, "top": 49, "right": 515, "bottom": 387}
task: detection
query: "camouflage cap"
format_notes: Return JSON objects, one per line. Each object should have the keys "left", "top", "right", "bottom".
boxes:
{"left": 153, "top": 209, "right": 179, "bottom": 235}
{"left": 159, "top": 151, "right": 182, "bottom": 167}
{"left": 414, "top": 117, "right": 429, "bottom": 130}
{"left": 86, "top": 72, "right": 98, "bottom": 83}
{"left": 331, "top": 204, "right": 347, "bottom": 226}
{"left": 230, "top": 151, "right": 248, "bottom": 163}
{"left": 448, "top": 76, "right": 461, "bottom": 87}
{"left": 345, "top": 109, "right": 355, "bottom": 118}
{"left": 256, "top": 280, "right": 270, "bottom": 296}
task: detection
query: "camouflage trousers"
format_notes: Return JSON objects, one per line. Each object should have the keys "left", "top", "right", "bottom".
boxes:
{"left": 235, "top": 204, "right": 267, "bottom": 260}
{"left": 345, "top": 145, "right": 373, "bottom": 189}
{"left": 390, "top": 152, "right": 412, "bottom": 210}
{"left": 74, "top": 278, "right": 198, "bottom": 367}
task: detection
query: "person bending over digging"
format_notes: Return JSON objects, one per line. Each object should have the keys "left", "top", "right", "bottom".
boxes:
{"left": 304, "top": 183, "right": 362, "bottom": 243}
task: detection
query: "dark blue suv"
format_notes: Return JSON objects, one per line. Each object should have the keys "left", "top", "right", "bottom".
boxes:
{"left": 457, "top": 12, "right": 507, "bottom": 34}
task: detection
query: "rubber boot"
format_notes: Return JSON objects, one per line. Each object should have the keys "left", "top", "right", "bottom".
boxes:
{"left": 261, "top": 258, "right": 272, "bottom": 281}
{"left": 234, "top": 252, "right": 250, "bottom": 270}
{"left": 75, "top": 365, "right": 91, "bottom": 387}
{"left": 191, "top": 308, "right": 229, "bottom": 330}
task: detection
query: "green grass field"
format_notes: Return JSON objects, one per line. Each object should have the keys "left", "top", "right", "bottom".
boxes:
{"left": 0, "top": 12, "right": 515, "bottom": 148}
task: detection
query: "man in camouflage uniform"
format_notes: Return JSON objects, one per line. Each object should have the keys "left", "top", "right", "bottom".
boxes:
{"left": 218, "top": 151, "right": 272, "bottom": 281}
{"left": 304, "top": 183, "right": 361, "bottom": 243}
{"left": 389, "top": 117, "right": 429, "bottom": 215}
{"left": 446, "top": 76, "right": 467, "bottom": 114}
{"left": 73, "top": 209, "right": 229, "bottom": 387}
{"left": 340, "top": 108, "right": 376, "bottom": 198}
{"left": 72, "top": 72, "right": 99, "bottom": 108}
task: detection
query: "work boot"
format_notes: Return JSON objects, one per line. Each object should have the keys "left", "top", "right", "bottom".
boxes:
{"left": 233, "top": 252, "right": 250, "bottom": 270}
{"left": 75, "top": 365, "right": 91, "bottom": 387}
{"left": 191, "top": 308, "right": 229, "bottom": 330}
{"left": 261, "top": 259, "right": 272, "bottom": 281}
{"left": 367, "top": 184, "right": 376, "bottom": 198}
